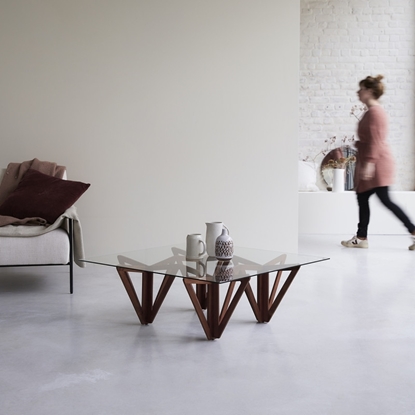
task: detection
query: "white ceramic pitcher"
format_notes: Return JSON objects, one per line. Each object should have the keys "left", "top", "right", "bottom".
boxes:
{"left": 205, "top": 222, "right": 229, "bottom": 257}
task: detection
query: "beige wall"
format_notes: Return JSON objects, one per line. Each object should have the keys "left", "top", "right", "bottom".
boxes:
{"left": 0, "top": 0, "right": 300, "bottom": 256}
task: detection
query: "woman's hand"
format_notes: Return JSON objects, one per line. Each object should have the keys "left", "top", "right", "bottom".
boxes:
{"left": 361, "top": 162, "right": 375, "bottom": 180}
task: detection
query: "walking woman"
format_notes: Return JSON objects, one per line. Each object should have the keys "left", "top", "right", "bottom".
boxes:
{"left": 341, "top": 75, "right": 415, "bottom": 250}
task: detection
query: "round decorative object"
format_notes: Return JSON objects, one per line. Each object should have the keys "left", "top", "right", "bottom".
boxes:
{"left": 320, "top": 146, "right": 356, "bottom": 191}
{"left": 215, "top": 228, "right": 234, "bottom": 260}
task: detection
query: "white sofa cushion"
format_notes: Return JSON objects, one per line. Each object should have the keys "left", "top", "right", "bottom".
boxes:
{"left": 0, "top": 228, "right": 70, "bottom": 265}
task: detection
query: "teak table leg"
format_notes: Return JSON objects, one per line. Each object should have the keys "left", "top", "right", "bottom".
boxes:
{"left": 183, "top": 278, "right": 250, "bottom": 340}
{"left": 196, "top": 284, "right": 207, "bottom": 310}
{"left": 141, "top": 271, "right": 154, "bottom": 323}
{"left": 116, "top": 267, "right": 175, "bottom": 324}
{"left": 207, "top": 284, "right": 220, "bottom": 339}
{"left": 246, "top": 266, "right": 301, "bottom": 323}
{"left": 268, "top": 266, "right": 300, "bottom": 318}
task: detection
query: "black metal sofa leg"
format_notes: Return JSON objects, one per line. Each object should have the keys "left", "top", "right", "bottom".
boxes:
{"left": 68, "top": 218, "right": 74, "bottom": 294}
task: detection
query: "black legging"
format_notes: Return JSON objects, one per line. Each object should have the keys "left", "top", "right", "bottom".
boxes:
{"left": 357, "top": 186, "right": 415, "bottom": 238}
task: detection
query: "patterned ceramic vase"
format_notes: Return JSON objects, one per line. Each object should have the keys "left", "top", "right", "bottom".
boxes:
{"left": 215, "top": 228, "right": 234, "bottom": 260}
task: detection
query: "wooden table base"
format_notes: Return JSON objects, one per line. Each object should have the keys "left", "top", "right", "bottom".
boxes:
{"left": 116, "top": 265, "right": 301, "bottom": 339}
{"left": 116, "top": 267, "right": 175, "bottom": 324}
{"left": 245, "top": 266, "right": 301, "bottom": 323}
{"left": 183, "top": 278, "right": 251, "bottom": 340}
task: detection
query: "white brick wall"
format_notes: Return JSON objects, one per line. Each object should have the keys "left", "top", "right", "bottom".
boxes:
{"left": 300, "top": 0, "right": 415, "bottom": 190}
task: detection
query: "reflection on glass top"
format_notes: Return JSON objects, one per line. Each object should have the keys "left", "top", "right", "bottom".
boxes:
{"left": 81, "top": 245, "right": 329, "bottom": 284}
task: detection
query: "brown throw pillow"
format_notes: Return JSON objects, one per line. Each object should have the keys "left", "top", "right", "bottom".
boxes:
{"left": 0, "top": 169, "right": 90, "bottom": 224}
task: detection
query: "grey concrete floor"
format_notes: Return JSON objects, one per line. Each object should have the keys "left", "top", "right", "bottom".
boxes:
{"left": 1, "top": 234, "right": 415, "bottom": 415}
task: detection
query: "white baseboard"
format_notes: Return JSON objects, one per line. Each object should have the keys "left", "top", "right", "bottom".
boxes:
{"left": 299, "top": 191, "right": 415, "bottom": 235}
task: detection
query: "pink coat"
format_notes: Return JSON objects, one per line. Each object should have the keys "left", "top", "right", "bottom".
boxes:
{"left": 354, "top": 105, "right": 395, "bottom": 193}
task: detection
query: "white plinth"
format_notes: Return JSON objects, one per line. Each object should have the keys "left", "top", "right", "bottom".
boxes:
{"left": 299, "top": 191, "right": 415, "bottom": 234}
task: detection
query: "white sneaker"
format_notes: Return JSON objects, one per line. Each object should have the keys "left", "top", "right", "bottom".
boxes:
{"left": 409, "top": 235, "right": 415, "bottom": 251}
{"left": 341, "top": 235, "right": 368, "bottom": 249}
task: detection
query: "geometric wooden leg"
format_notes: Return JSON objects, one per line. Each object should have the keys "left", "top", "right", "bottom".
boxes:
{"left": 245, "top": 282, "right": 261, "bottom": 321}
{"left": 245, "top": 266, "right": 301, "bottom": 323}
{"left": 257, "top": 272, "right": 271, "bottom": 322}
{"left": 268, "top": 266, "right": 300, "bottom": 319}
{"left": 116, "top": 267, "right": 175, "bottom": 324}
{"left": 183, "top": 280, "right": 212, "bottom": 338}
{"left": 196, "top": 284, "right": 207, "bottom": 309}
{"left": 183, "top": 278, "right": 250, "bottom": 340}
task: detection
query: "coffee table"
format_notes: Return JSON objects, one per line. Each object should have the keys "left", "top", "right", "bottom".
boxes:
{"left": 81, "top": 245, "right": 328, "bottom": 340}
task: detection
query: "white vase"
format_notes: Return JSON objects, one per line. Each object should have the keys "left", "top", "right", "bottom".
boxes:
{"left": 332, "top": 168, "right": 345, "bottom": 192}
{"left": 206, "top": 222, "right": 228, "bottom": 257}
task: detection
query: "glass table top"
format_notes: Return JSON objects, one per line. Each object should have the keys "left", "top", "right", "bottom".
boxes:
{"left": 81, "top": 245, "right": 329, "bottom": 284}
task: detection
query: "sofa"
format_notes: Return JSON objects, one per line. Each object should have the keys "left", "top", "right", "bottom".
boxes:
{"left": 0, "top": 162, "right": 89, "bottom": 293}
